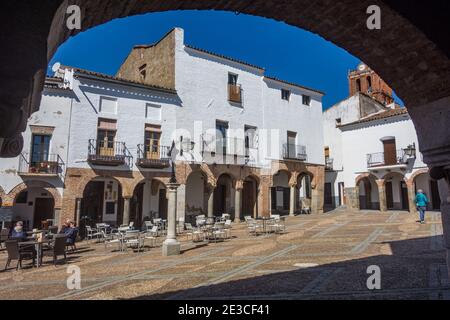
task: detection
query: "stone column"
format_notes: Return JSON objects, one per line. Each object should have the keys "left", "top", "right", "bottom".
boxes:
{"left": 289, "top": 184, "right": 296, "bottom": 216}
{"left": 207, "top": 187, "right": 215, "bottom": 218}
{"left": 163, "top": 183, "right": 181, "bottom": 256}
{"left": 122, "top": 197, "right": 131, "bottom": 226}
{"left": 376, "top": 179, "right": 387, "bottom": 212}
{"left": 406, "top": 180, "right": 417, "bottom": 215}
{"left": 234, "top": 187, "right": 242, "bottom": 223}
{"left": 75, "top": 198, "right": 82, "bottom": 227}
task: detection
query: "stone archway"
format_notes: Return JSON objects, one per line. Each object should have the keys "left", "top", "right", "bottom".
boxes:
{"left": 7, "top": 181, "right": 62, "bottom": 209}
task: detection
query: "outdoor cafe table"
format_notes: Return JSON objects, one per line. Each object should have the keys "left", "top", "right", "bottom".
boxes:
{"left": 19, "top": 239, "right": 52, "bottom": 268}
{"left": 256, "top": 217, "right": 273, "bottom": 234}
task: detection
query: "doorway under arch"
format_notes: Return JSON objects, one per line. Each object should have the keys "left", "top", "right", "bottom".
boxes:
{"left": 383, "top": 172, "right": 409, "bottom": 211}
{"left": 413, "top": 172, "right": 441, "bottom": 211}
{"left": 214, "top": 173, "right": 234, "bottom": 218}
{"left": 357, "top": 175, "right": 380, "bottom": 210}
{"left": 241, "top": 175, "right": 259, "bottom": 219}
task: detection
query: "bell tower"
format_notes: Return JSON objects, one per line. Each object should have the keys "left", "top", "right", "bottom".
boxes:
{"left": 348, "top": 63, "right": 394, "bottom": 105}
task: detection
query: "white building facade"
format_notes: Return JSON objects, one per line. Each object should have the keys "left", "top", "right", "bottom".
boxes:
{"left": 0, "top": 28, "right": 325, "bottom": 230}
{"left": 323, "top": 64, "right": 439, "bottom": 213}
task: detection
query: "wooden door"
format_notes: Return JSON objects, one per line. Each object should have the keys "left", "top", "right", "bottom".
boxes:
{"left": 383, "top": 139, "right": 397, "bottom": 165}
{"left": 242, "top": 180, "right": 256, "bottom": 217}
{"left": 400, "top": 181, "right": 409, "bottom": 210}
{"left": 33, "top": 198, "right": 55, "bottom": 229}
{"left": 430, "top": 180, "right": 441, "bottom": 210}
{"left": 386, "top": 181, "right": 394, "bottom": 209}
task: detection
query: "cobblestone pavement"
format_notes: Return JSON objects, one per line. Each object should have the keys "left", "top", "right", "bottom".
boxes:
{"left": 0, "top": 210, "right": 448, "bottom": 300}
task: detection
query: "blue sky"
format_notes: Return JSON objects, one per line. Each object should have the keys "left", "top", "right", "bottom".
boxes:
{"left": 49, "top": 10, "right": 402, "bottom": 109}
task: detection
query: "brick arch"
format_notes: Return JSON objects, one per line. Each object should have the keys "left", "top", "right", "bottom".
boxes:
{"left": 7, "top": 181, "right": 62, "bottom": 209}
{"left": 355, "top": 173, "right": 379, "bottom": 186}
{"left": 408, "top": 168, "right": 430, "bottom": 184}
{"left": 272, "top": 169, "right": 292, "bottom": 187}
{"left": 0, "top": 186, "right": 5, "bottom": 207}
{"left": 77, "top": 175, "right": 124, "bottom": 198}
{"left": 381, "top": 171, "right": 408, "bottom": 185}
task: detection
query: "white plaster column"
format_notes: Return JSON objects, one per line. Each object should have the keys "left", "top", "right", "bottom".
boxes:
{"left": 162, "top": 183, "right": 181, "bottom": 256}
{"left": 289, "top": 184, "right": 296, "bottom": 216}
{"left": 234, "top": 188, "right": 242, "bottom": 223}
{"left": 207, "top": 188, "right": 215, "bottom": 218}
{"left": 122, "top": 197, "right": 131, "bottom": 226}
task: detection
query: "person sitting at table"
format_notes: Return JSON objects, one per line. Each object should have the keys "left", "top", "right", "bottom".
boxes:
{"left": 63, "top": 220, "right": 79, "bottom": 250}
{"left": 10, "top": 221, "right": 28, "bottom": 241}
{"left": 59, "top": 219, "right": 72, "bottom": 234}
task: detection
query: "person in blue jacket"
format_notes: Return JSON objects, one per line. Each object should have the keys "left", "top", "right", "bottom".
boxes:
{"left": 10, "top": 221, "right": 28, "bottom": 240}
{"left": 415, "top": 189, "right": 429, "bottom": 224}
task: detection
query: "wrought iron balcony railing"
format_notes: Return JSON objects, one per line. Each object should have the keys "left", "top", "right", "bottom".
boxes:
{"left": 283, "top": 144, "right": 307, "bottom": 161}
{"left": 88, "top": 139, "right": 132, "bottom": 167}
{"left": 367, "top": 149, "right": 408, "bottom": 168}
{"left": 325, "top": 157, "right": 334, "bottom": 171}
{"left": 136, "top": 144, "right": 171, "bottom": 169}
{"left": 201, "top": 134, "right": 247, "bottom": 165}
{"left": 18, "top": 152, "right": 64, "bottom": 177}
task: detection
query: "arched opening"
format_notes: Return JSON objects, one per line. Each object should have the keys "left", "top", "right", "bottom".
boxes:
{"left": 383, "top": 173, "right": 409, "bottom": 211}
{"left": 213, "top": 173, "right": 234, "bottom": 218}
{"left": 185, "top": 170, "right": 208, "bottom": 218}
{"left": 80, "top": 177, "right": 123, "bottom": 228}
{"left": 413, "top": 173, "right": 441, "bottom": 212}
{"left": 357, "top": 175, "right": 379, "bottom": 210}
{"left": 271, "top": 170, "right": 290, "bottom": 216}
{"left": 13, "top": 187, "right": 55, "bottom": 230}
{"left": 130, "top": 179, "right": 168, "bottom": 228}
{"left": 242, "top": 175, "right": 259, "bottom": 219}
{"left": 356, "top": 79, "right": 362, "bottom": 92}
{"left": 367, "top": 76, "right": 372, "bottom": 92}
{"left": 297, "top": 173, "right": 313, "bottom": 213}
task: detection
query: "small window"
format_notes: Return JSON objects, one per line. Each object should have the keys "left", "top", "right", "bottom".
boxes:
{"left": 302, "top": 95, "right": 311, "bottom": 106}
{"left": 228, "top": 73, "right": 238, "bottom": 85}
{"left": 335, "top": 118, "right": 342, "bottom": 126}
{"left": 281, "top": 89, "right": 291, "bottom": 101}
{"left": 16, "top": 191, "right": 28, "bottom": 204}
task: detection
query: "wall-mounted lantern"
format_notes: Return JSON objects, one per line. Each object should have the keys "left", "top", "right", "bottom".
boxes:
{"left": 404, "top": 143, "right": 416, "bottom": 158}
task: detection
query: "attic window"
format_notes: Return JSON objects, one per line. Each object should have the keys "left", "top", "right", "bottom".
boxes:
{"left": 139, "top": 64, "right": 147, "bottom": 81}
{"left": 302, "top": 94, "right": 311, "bottom": 106}
{"left": 281, "top": 89, "right": 291, "bottom": 101}
{"left": 335, "top": 118, "right": 342, "bottom": 126}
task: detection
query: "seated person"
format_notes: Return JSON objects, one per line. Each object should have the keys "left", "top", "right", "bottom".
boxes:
{"left": 59, "top": 219, "right": 71, "bottom": 234}
{"left": 64, "top": 221, "right": 79, "bottom": 246}
{"left": 10, "top": 221, "right": 28, "bottom": 241}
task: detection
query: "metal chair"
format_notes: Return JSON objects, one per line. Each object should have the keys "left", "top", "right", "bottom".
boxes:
{"left": 4, "top": 240, "right": 36, "bottom": 270}
{"left": 85, "top": 226, "right": 102, "bottom": 242}
{"left": 43, "top": 235, "right": 67, "bottom": 265}
{"left": 0, "top": 228, "right": 10, "bottom": 248}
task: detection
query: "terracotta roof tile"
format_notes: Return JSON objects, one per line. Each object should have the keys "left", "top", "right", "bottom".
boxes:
{"left": 341, "top": 107, "right": 409, "bottom": 127}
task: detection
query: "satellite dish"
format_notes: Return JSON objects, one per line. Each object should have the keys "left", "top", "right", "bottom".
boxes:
{"left": 52, "top": 62, "right": 61, "bottom": 73}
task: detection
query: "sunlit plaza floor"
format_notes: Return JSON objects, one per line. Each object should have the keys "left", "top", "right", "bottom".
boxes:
{"left": 0, "top": 210, "right": 448, "bottom": 300}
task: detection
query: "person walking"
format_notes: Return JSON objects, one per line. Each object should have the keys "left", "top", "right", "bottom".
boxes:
{"left": 415, "top": 189, "right": 429, "bottom": 224}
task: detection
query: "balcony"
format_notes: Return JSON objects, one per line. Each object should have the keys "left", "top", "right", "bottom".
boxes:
{"left": 325, "top": 157, "right": 334, "bottom": 171}
{"left": 367, "top": 149, "right": 408, "bottom": 168}
{"left": 136, "top": 144, "right": 171, "bottom": 169}
{"left": 18, "top": 152, "right": 64, "bottom": 177}
{"left": 201, "top": 135, "right": 246, "bottom": 165}
{"left": 283, "top": 144, "right": 307, "bottom": 161}
{"left": 228, "top": 84, "right": 242, "bottom": 104}
{"left": 88, "top": 139, "right": 131, "bottom": 167}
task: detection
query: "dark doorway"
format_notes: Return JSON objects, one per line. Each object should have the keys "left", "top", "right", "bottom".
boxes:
{"left": 430, "top": 180, "right": 441, "bottom": 211}
{"left": 242, "top": 179, "right": 257, "bottom": 218}
{"left": 81, "top": 181, "right": 104, "bottom": 225}
{"left": 33, "top": 198, "right": 54, "bottom": 229}
{"left": 386, "top": 181, "right": 394, "bottom": 209}
{"left": 324, "top": 183, "right": 333, "bottom": 206}
{"left": 400, "top": 181, "right": 409, "bottom": 210}
{"left": 214, "top": 184, "right": 227, "bottom": 216}
{"left": 131, "top": 183, "right": 144, "bottom": 228}
{"left": 158, "top": 188, "right": 168, "bottom": 220}
{"left": 383, "top": 139, "right": 397, "bottom": 165}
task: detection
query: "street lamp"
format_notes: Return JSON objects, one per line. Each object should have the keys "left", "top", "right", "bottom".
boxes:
{"left": 404, "top": 143, "right": 416, "bottom": 158}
